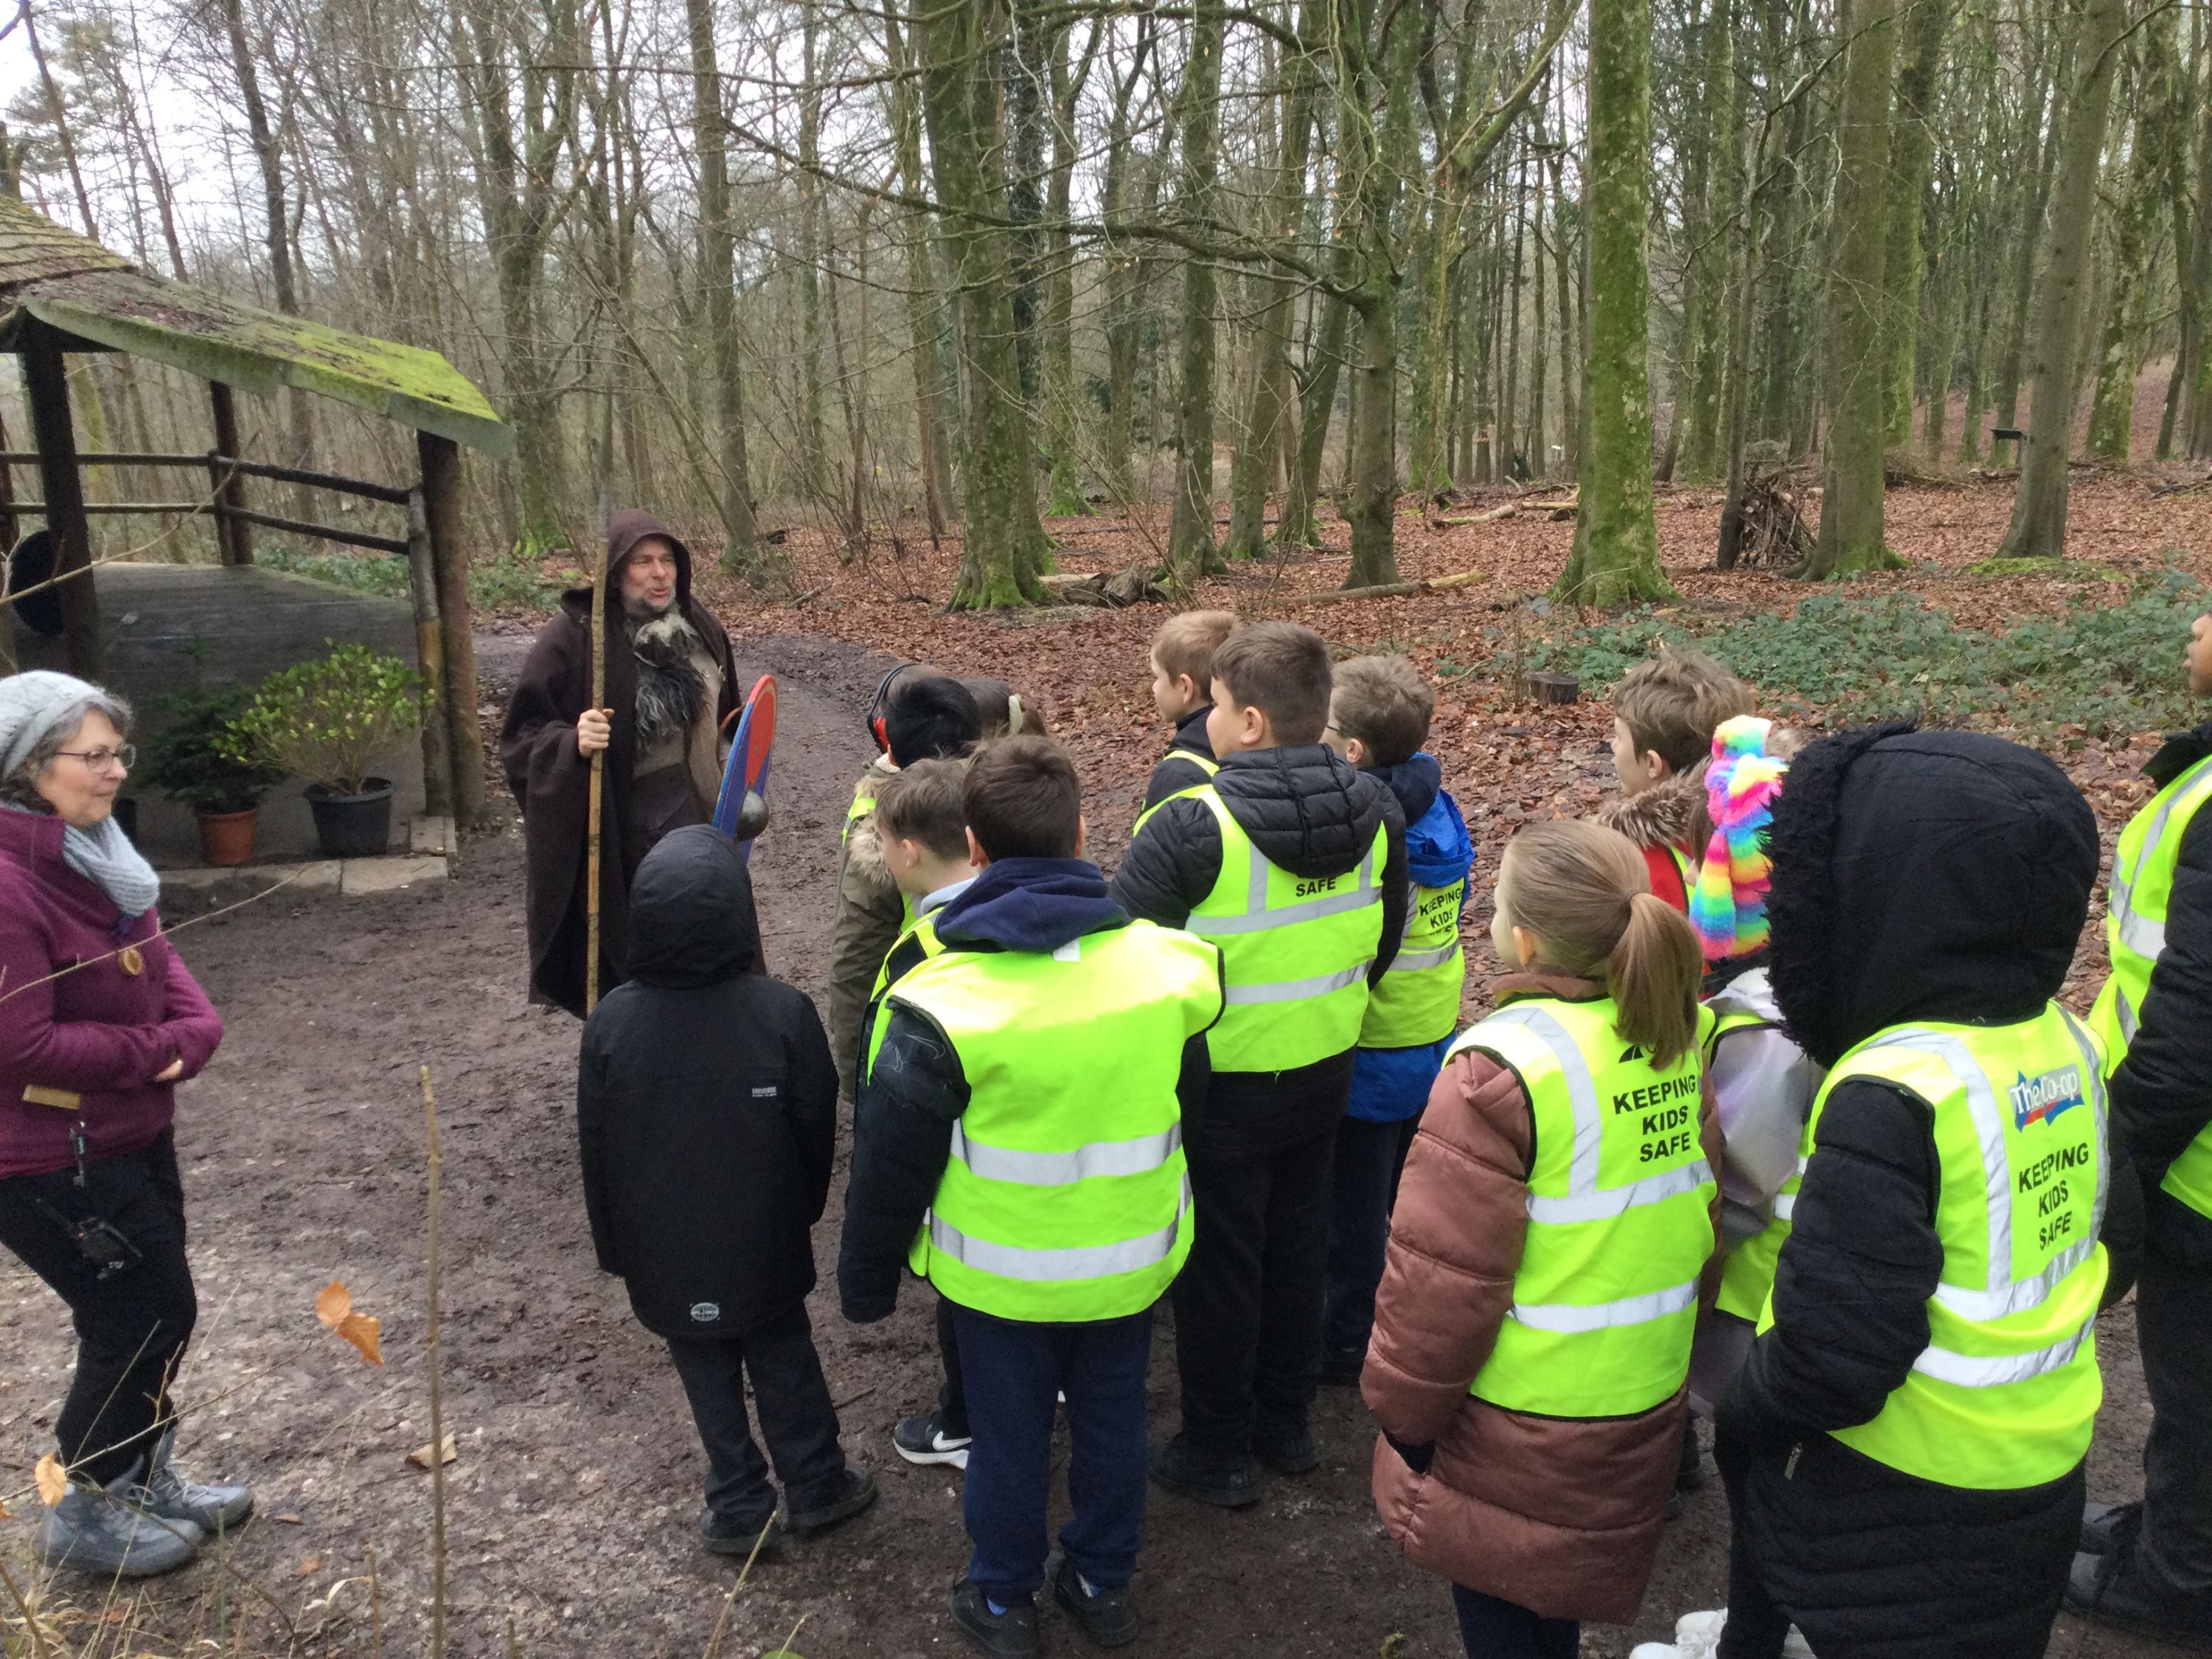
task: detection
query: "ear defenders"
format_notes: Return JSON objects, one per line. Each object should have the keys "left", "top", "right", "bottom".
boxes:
{"left": 866, "top": 663, "right": 914, "bottom": 755}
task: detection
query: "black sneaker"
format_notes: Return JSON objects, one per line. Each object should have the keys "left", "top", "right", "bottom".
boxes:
{"left": 1676, "top": 1418, "right": 1706, "bottom": 1492}
{"left": 1148, "top": 1436, "right": 1259, "bottom": 1509}
{"left": 784, "top": 1466, "right": 877, "bottom": 1537}
{"left": 2080, "top": 1499, "right": 2142, "bottom": 1555}
{"left": 949, "top": 1576, "right": 1041, "bottom": 1658}
{"left": 894, "top": 1412, "right": 973, "bottom": 1470}
{"left": 1048, "top": 1549, "right": 1139, "bottom": 1647}
{"left": 1253, "top": 1424, "right": 1319, "bottom": 1477}
{"left": 1317, "top": 1347, "right": 1366, "bottom": 1388}
{"left": 698, "top": 1506, "right": 786, "bottom": 1559}
{"left": 2065, "top": 1541, "right": 2212, "bottom": 1646}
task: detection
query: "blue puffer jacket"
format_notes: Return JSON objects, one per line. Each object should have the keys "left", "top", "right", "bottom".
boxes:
{"left": 1349, "top": 754, "right": 1475, "bottom": 1123}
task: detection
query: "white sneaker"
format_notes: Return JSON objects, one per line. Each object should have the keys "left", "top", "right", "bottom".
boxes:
{"left": 1629, "top": 1610, "right": 1816, "bottom": 1659}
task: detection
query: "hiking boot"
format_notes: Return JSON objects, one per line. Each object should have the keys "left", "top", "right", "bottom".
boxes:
{"left": 784, "top": 1465, "right": 877, "bottom": 1537}
{"left": 949, "top": 1576, "right": 1041, "bottom": 1658}
{"left": 2065, "top": 1543, "right": 2212, "bottom": 1647}
{"left": 1316, "top": 1346, "right": 1366, "bottom": 1388}
{"left": 1048, "top": 1549, "right": 1139, "bottom": 1648}
{"left": 1253, "top": 1423, "right": 1319, "bottom": 1477}
{"left": 894, "top": 1412, "right": 972, "bottom": 1470}
{"left": 698, "top": 1505, "right": 787, "bottom": 1559}
{"left": 1148, "top": 1436, "right": 1258, "bottom": 1509}
{"left": 35, "top": 1459, "right": 203, "bottom": 1579}
{"left": 2080, "top": 1499, "right": 2143, "bottom": 1555}
{"left": 142, "top": 1427, "right": 254, "bottom": 1535}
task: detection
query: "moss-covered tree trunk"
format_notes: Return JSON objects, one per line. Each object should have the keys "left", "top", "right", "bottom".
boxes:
{"left": 1280, "top": 274, "right": 1352, "bottom": 547}
{"left": 1881, "top": 0, "right": 1952, "bottom": 446}
{"left": 1166, "top": 3, "right": 1228, "bottom": 585}
{"left": 683, "top": 0, "right": 759, "bottom": 557}
{"left": 1804, "top": 0, "right": 1899, "bottom": 580}
{"left": 919, "top": 0, "right": 1049, "bottom": 607}
{"left": 1554, "top": 0, "right": 1673, "bottom": 605}
{"left": 2088, "top": 131, "right": 2157, "bottom": 462}
{"left": 1996, "top": 0, "right": 2126, "bottom": 560}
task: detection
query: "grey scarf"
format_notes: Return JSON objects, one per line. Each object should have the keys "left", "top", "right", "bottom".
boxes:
{"left": 2, "top": 802, "right": 162, "bottom": 919}
{"left": 630, "top": 610, "right": 708, "bottom": 752}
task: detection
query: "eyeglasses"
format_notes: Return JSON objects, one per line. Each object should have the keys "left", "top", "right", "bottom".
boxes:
{"left": 53, "top": 745, "right": 135, "bottom": 773}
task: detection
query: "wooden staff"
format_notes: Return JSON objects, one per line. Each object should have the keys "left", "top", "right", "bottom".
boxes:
{"left": 584, "top": 536, "right": 610, "bottom": 1014}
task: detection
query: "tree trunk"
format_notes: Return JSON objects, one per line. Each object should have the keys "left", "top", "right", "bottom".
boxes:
{"left": 1882, "top": 0, "right": 1952, "bottom": 445}
{"left": 919, "top": 0, "right": 1049, "bottom": 606}
{"left": 796, "top": 11, "right": 830, "bottom": 504}
{"left": 2087, "top": 130, "right": 2157, "bottom": 462}
{"left": 1099, "top": 32, "right": 1158, "bottom": 506}
{"left": 1805, "top": 0, "right": 1900, "bottom": 579}
{"left": 1040, "top": 21, "right": 1102, "bottom": 517}
{"left": 884, "top": 10, "right": 956, "bottom": 537}
{"left": 1995, "top": 0, "right": 2126, "bottom": 560}
{"left": 684, "top": 0, "right": 759, "bottom": 554}
{"left": 1166, "top": 3, "right": 1228, "bottom": 585}
{"left": 1554, "top": 0, "right": 1672, "bottom": 604}
{"left": 1679, "top": 0, "right": 1736, "bottom": 483}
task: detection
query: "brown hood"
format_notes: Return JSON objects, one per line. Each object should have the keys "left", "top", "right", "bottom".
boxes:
{"left": 559, "top": 509, "right": 699, "bottom": 626}
{"left": 1596, "top": 768, "right": 1704, "bottom": 850}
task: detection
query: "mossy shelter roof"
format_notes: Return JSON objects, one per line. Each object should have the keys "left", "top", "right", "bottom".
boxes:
{"left": 0, "top": 195, "right": 510, "bottom": 457}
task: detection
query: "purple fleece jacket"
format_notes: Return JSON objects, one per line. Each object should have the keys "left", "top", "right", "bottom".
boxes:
{"left": 0, "top": 808, "right": 223, "bottom": 1178}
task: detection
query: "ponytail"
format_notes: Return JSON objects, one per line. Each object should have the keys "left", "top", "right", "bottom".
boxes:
{"left": 1498, "top": 820, "right": 1703, "bottom": 1068}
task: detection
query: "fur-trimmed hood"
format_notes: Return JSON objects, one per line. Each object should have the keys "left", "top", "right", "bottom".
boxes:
{"left": 1597, "top": 770, "right": 1704, "bottom": 850}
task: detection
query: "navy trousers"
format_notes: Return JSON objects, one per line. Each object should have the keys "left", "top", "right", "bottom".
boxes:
{"left": 950, "top": 1304, "right": 1153, "bottom": 1603}
{"left": 1451, "top": 1585, "right": 1580, "bottom": 1659}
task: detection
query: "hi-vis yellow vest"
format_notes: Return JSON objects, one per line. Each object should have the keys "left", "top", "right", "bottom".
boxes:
{"left": 1760, "top": 1006, "right": 2110, "bottom": 1490}
{"left": 1449, "top": 996, "right": 1717, "bottom": 1419}
{"left": 1130, "top": 754, "right": 1217, "bottom": 835}
{"left": 1702, "top": 970, "right": 1823, "bottom": 1322}
{"left": 1360, "top": 874, "right": 1467, "bottom": 1048}
{"left": 871, "top": 910, "right": 947, "bottom": 1002}
{"left": 844, "top": 773, "right": 917, "bottom": 927}
{"left": 1139, "top": 785, "right": 1388, "bottom": 1072}
{"left": 2092, "top": 750, "right": 2212, "bottom": 1220}
{"left": 884, "top": 922, "right": 1223, "bottom": 1323}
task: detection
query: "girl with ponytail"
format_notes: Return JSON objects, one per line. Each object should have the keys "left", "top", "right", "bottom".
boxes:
{"left": 1365, "top": 818, "right": 1721, "bottom": 1659}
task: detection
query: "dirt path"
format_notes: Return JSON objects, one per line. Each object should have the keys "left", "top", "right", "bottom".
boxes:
{"left": 0, "top": 629, "right": 2181, "bottom": 1658}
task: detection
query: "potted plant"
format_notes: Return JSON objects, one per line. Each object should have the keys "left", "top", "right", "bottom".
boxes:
{"left": 139, "top": 689, "right": 284, "bottom": 866}
{"left": 224, "top": 642, "right": 425, "bottom": 858}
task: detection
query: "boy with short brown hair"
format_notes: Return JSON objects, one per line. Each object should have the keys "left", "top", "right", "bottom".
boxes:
{"left": 1599, "top": 648, "right": 1754, "bottom": 911}
{"left": 1114, "top": 620, "right": 1409, "bottom": 1505}
{"left": 1142, "top": 611, "right": 1238, "bottom": 812}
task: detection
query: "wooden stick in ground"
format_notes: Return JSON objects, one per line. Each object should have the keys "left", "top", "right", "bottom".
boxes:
{"left": 585, "top": 536, "right": 610, "bottom": 1014}
{"left": 420, "top": 1065, "right": 448, "bottom": 1659}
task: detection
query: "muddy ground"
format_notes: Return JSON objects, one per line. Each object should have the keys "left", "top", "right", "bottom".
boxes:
{"left": 0, "top": 627, "right": 2188, "bottom": 1658}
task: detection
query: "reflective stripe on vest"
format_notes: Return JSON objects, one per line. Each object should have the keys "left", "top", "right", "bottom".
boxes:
{"left": 1445, "top": 997, "right": 1717, "bottom": 1419}
{"left": 1167, "top": 786, "right": 1386, "bottom": 1071}
{"left": 886, "top": 922, "right": 1224, "bottom": 1322}
{"left": 1361, "top": 875, "right": 1468, "bottom": 1048}
{"left": 844, "top": 789, "right": 876, "bottom": 847}
{"left": 1761, "top": 1006, "right": 2110, "bottom": 1490}
{"left": 2093, "top": 751, "right": 2212, "bottom": 1220}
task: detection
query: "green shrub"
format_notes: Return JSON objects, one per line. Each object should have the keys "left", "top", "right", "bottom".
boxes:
{"left": 223, "top": 642, "right": 425, "bottom": 794}
{"left": 139, "top": 688, "right": 286, "bottom": 814}
{"left": 1523, "top": 565, "right": 2209, "bottom": 737}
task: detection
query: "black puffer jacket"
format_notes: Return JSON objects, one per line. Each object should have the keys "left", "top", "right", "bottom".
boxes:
{"left": 1717, "top": 726, "right": 2143, "bottom": 1659}
{"left": 1141, "top": 705, "right": 1220, "bottom": 813}
{"left": 2111, "top": 720, "right": 2212, "bottom": 1267}
{"left": 577, "top": 827, "right": 838, "bottom": 1339}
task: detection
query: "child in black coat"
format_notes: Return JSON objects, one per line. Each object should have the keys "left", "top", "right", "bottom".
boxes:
{"left": 579, "top": 825, "right": 875, "bottom": 1556}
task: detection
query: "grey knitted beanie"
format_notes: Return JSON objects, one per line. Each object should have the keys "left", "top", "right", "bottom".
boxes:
{"left": 0, "top": 669, "right": 115, "bottom": 779}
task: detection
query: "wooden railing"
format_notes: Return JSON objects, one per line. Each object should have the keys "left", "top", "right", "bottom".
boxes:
{"left": 0, "top": 450, "right": 412, "bottom": 557}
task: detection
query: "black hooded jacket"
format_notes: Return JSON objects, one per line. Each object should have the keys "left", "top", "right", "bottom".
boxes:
{"left": 1141, "top": 705, "right": 1220, "bottom": 813}
{"left": 1717, "top": 726, "right": 2143, "bottom": 1659}
{"left": 577, "top": 827, "right": 837, "bottom": 1339}
{"left": 1112, "top": 743, "right": 1407, "bottom": 1117}
{"left": 2110, "top": 720, "right": 2212, "bottom": 1266}
{"left": 836, "top": 858, "right": 1213, "bottom": 1323}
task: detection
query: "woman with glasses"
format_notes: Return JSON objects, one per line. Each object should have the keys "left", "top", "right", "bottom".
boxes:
{"left": 0, "top": 670, "right": 250, "bottom": 1577}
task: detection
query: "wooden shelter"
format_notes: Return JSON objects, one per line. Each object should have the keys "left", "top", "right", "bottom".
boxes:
{"left": 0, "top": 192, "right": 509, "bottom": 824}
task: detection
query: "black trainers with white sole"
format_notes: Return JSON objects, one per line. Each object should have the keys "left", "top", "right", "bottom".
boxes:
{"left": 894, "top": 1413, "right": 973, "bottom": 1470}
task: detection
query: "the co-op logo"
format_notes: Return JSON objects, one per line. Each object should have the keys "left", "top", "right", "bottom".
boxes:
{"left": 2010, "top": 1065, "right": 2084, "bottom": 1132}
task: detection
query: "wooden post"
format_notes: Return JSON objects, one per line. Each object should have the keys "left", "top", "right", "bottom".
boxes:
{"left": 21, "top": 321, "right": 100, "bottom": 678}
{"left": 206, "top": 381, "right": 251, "bottom": 566}
{"left": 415, "top": 433, "right": 484, "bottom": 825}
{"left": 406, "top": 486, "right": 454, "bottom": 817}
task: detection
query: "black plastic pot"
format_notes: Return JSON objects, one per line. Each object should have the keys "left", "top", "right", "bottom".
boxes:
{"left": 306, "top": 778, "right": 394, "bottom": 858}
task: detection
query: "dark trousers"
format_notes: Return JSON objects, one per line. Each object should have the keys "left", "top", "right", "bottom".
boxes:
{"left": 951, "top": 1304, "right": 1152, "bottom": 1604}
{"left": 1322, "top": 1113, "right": 1422, "bottom": 1359}
{"left": 666, "top": 1302, "right": 845, "bottom": 1522}
{"left": 1715, "top": 1452, "right": 1795, "bottom": 1659}
{"left": 1174, "top": 1114, "right": 1342, "bottom": 1455}
{"left": 2138, "top": 1239, "right": 2212, "bottom": 1597}
{"left": 936, "top": 1291, "right": 970, "bottom": 1439}
{"left": 1450, "top": 1585, "right": 1579, "bottom": 1659}
{"left": 0, "top": 1129, "right": 196, "bottom": 1486}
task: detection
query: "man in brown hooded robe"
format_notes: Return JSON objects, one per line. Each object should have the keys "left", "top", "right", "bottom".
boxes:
{"left": 499, "top": 511, "right": 742, "bottom": 1015}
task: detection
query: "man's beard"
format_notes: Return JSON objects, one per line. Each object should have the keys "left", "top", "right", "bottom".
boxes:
{"left": 621, "top": 591, "right": 676, "bottom": 622}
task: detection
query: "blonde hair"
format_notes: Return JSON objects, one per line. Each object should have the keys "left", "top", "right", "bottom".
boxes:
{"left": 1499, "top": 820, "right": 1704, "bottom": 1068}
{"left": 1330, "top": 655, "right": 1435, "bottom": 767}
{"left": 1614, "top": 650, "right": 1756, "bottom": 774}
{"left": 1151, "top": 611, "right": 1237, "bottom": 692}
